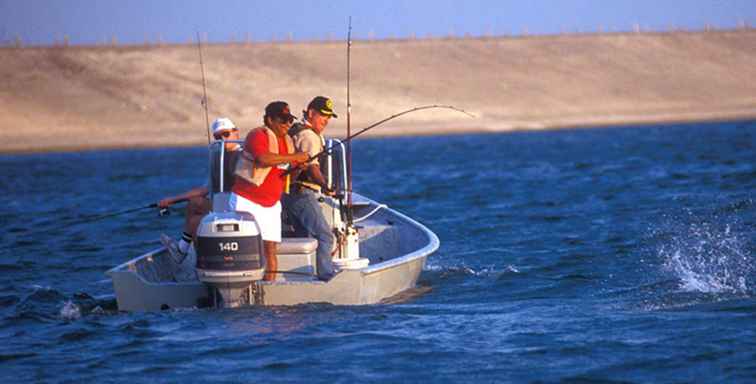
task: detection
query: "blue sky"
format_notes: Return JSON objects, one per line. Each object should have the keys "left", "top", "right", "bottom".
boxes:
{"left": 1, "top": 0, "right": 755, "bottom": 46}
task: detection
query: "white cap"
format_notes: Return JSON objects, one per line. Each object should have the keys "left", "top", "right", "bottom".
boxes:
{"left": 211, "top": 117, "right": 236, "bottom": 135}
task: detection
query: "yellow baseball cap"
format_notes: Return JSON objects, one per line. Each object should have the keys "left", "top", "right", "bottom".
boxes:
{"left": 307, "top": 96, "right": 338, "bottom": 118}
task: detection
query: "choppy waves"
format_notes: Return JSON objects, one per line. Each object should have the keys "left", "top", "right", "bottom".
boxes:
{"left": 655, "top": 207, "right": 755, "bottom": 295}
{"left": 1, "top": 122, "right": 755, "bottom": 382}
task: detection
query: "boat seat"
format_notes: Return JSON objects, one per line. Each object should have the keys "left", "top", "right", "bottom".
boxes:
{"left": 279, "top": 237, "right": 318, "bottom": 255}
{"left": 276, "top": 237, "right": 318, "bottom": 282}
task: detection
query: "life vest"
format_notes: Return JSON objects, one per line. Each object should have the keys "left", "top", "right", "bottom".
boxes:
{"left": 234, "top": 126, "right": 294, "bottom": 186}
{"left": 288, "top": 122, "right": 307, "bottom": 137}
{"left": 289, "top": 122, "right": 326, "bottom": 192}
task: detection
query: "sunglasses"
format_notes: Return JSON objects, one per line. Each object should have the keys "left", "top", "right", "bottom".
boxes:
{"left": 276, "top": 116, "right": 295, "bottom": 124}
{"left": 214, "top": 129, "right": 238, "bottom": 139}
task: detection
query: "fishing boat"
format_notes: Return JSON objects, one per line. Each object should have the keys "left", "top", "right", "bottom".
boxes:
{"left": 105, "top": 23, "right": 470, "bottom": 311}
{"left": 106, "top": 139, "right": 440, "bottom": 311}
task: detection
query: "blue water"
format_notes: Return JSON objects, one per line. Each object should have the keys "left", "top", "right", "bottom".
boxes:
{"left": 2, "top": 121, "right": 755, "bottom": 383}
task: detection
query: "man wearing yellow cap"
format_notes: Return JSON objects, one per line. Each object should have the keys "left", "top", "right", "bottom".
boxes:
{"left": 283, "top": 96, "right": 339, "bottom": 281}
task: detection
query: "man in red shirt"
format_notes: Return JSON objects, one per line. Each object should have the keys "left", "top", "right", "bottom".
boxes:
{"left": 230, "top": 101, "right": 308, "bottom": 281}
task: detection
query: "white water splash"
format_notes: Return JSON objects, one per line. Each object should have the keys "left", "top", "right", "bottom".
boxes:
{"left": 60, "top": 300, "right": 82, "bottom": 320}
{"left": 658, "top": 219, "right": 754, "bottom": 294}
{"left": 424, "top": 261, "right": 520, "bottom": 277}
{"left": 424, "top": 261, "right": 477, "bottom": 275}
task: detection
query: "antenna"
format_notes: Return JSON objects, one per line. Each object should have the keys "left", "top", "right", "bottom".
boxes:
{"left": 197, "top": 31, "right": 211, "bottom": 143}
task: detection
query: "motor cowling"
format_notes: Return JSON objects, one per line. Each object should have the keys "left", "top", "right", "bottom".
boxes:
{"left": 195, "top": 211, "right": 265, "bottom": 307}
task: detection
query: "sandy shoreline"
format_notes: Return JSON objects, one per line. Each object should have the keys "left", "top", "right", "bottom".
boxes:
{"left": 7, "top": 111, "right": 753, "bottom": 155}
{"left": 1, "top": 30, "right": 755, "bottom": 154}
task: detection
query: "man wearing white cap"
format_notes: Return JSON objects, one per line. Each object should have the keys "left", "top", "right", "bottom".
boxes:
{"left": 159, "top": 117, "right": 241, "bottom": 265}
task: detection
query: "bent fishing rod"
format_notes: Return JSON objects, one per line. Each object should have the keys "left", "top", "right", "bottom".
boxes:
{"left": 283, "top": 104, "right": 475, "bottom": 175}
{"left": 284, "top": 18, "right": 475, "bottom": 227}
{"left": 288, "top": 17, "right": 474, "bottom": 171}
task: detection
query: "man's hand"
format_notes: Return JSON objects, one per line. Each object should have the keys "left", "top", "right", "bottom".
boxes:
{"left": 293, "top": 152, "right": 309, "bottom": 164}
{"left": 322, "top": 186, "right": 336, "bottom": 197}
{"left": 157, "top": 198, "right": 173, "bottom": 209}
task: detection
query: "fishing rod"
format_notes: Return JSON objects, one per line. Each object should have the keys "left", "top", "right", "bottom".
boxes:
{"left": 63, "top": 203, "right": 168, "bottom": 226}
{"left": 283, "top": 18, "right": 475, "bottom": 230}
{"left": 283, "top": 104, "right": 475, "bottom": 176}
{"left": 346, "top": 16, "right": 353, "bottom": 224}
{"left": 5, "top": 201, "right": 182, "bottom": 261}
{"left": 57, "top": 35, "right": 211, "bottom": 230}
{"left": 196, "top": 31, "right": 212, "bottom": 144}
{"left": 337, "top": 104, "right": 475, "bottom": 146}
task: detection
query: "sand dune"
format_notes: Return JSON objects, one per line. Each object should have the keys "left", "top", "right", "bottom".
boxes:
{"left": 1, "top": 30, "right": 755, "bottom": 153}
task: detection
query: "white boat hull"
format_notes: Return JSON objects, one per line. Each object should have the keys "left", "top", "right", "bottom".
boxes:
{"left": 107, "top": 194, "right": 439, "bottom": 311}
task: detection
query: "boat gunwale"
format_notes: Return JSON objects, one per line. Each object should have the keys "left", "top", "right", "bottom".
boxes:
{"left": 105, "top": 247, "right": 205, "bottom": 287}
{"left": 358, "top": 200, "right": 440, "bottom": 275}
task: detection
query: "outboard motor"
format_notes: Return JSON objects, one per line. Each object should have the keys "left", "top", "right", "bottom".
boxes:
{"left": 195, "top": 211, "right": 265, "bottom": 308}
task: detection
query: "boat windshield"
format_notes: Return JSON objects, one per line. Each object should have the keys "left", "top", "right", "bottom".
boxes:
{"left": 207, "top": 139, "right": 244, "bottom": 196}
{"left": 207, "top": 138, "right": 348, "bottom": 200}
{"left": 322, "top": 138, "right": 347, "bottom": 194}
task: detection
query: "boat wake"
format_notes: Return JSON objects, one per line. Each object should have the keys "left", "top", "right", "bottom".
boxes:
{"left": 423, "top": 262, "right": 520, "bottom": 278}
{"left": 1, "top": 285, "right": 118, "bottom": 325}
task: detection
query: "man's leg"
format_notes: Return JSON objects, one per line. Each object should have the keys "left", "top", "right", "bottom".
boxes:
{"left": 263, "top": 240, "right": 277, "bottom": 281}
{"left": 166, "top": 196, "right": 211, "bottom": 258}
{"left": 229, "top": 193, "right": 282, "bottom": 281}
{"left": 185, "top": 196, "right": 211, "bottom": 239}
{"left": 289, "top": 191, "right": 336, "bottom": 280}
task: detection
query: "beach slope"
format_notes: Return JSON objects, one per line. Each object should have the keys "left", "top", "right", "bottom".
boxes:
{"left": 1, "top": 30, "right": 755, "bottom": 153}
